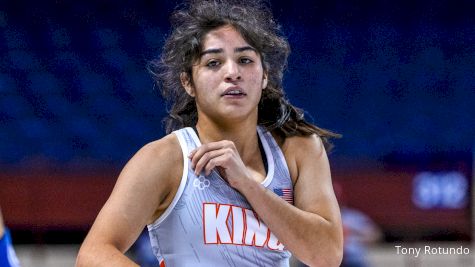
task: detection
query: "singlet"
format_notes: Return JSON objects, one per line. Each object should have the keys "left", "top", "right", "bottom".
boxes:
{"left": 147, "top": 126, "right": 294, "bottom": 267}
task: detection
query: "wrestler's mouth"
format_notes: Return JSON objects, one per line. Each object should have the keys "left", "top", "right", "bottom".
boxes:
{"left": 221, "top": 86, "right": 246, "bottom": 96}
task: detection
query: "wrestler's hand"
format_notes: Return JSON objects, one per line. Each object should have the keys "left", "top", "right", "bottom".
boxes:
{"left": 188, "top": 140, "right": 252, "bottom": 189}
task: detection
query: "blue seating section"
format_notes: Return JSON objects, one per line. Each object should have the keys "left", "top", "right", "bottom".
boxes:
{"left": 0, "top": 1, "right": 474, "bottom": 167}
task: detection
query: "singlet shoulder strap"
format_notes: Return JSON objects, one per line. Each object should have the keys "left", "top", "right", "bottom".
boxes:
{"left": 147, "top": 128, "right": 190, "bottom": 229}
{"left": 257, "top": 126, "right": 291, "bottom": 184}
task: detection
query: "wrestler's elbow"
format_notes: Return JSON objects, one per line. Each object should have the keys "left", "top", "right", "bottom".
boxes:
{"left": 306, "top": 246, "right": 342, "bottom": 267}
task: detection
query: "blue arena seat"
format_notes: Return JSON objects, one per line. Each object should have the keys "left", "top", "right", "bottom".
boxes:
{"left": 0, "top": 95, "right": 35, "bottom": 119}
{"left": 0, "top": 0, "right": 472, "bottom": 168}
{"left": 8, "top": 49, "right": 41, "bottom": 71}
{"left": 92, "top": 28, "right": 121, "bottom": 49}
{"left": 26, "top": 72, "right": 62, "bottom": 95}
{"left": 0, "top": 73, "right": 18, "bottom": 95}
{"left": 3, "top": 27, "right": 30, "bottom": 50}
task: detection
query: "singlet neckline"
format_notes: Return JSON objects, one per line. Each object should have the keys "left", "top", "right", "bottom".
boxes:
{"left": 192, "top": 126, "right": 268, "bottom": 174}
{"left": 187, "top": 126, "right": 275, "bottom": 186}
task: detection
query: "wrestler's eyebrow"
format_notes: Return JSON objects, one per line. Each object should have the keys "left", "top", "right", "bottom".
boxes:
{"left": 199, "top": 46, "right": 257, "bottom": 57}
{"left": 235, "top": 46, "right": 257, "bottom": 53}
{"left": 200, "top": 48, "right": 223, "bottom": 57}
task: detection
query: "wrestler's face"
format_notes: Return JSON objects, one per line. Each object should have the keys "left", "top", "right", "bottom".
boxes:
{"left": 181, "top": 25, "right": 268, "bottom": 124}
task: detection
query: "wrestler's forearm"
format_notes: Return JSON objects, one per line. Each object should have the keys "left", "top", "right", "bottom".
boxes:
{"left": 238, "top": 182, "right": 342, "bottom": 267}
{"left": 76, "top": 243, "right": 139, "bottom": 267}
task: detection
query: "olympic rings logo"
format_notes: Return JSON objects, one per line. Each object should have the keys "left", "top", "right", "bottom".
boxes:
{"left": 193, "top": 176, "right": 210, "bottom": 190}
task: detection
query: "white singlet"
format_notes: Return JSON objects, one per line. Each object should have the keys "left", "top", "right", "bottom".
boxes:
{"left": 147, "top": 126, "right": 294, "bottom": 266}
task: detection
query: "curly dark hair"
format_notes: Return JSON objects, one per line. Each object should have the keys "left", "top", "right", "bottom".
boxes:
{"left": 148, "top": 0, "right": 340, "bottom": 149}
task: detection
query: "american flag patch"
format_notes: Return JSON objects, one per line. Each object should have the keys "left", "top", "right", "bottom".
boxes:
{"left": 274, "top": 188, "right": 293, "bottom": 204}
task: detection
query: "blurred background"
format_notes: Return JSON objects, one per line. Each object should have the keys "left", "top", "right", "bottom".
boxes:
{"left": 0, "top": 0, "right": 474, "bottom": 266}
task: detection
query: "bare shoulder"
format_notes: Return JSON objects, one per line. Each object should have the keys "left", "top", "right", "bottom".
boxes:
{"left": 78, "top": 133, "right": 184, "bottom": 254}
{"left": 272, "top": 132, "right": 324, "bottom": 154}
{"left": 271, "top": 132, "right": 326, "bottom": 184}
{"left": 122, "top": 132, "right": 183, "bottom": 187}
{"left": 274, "top": 134, "right": 335, "bottom": 216}
{"left": 286, "top": 134, "right": 325, "bottom": 160}
{"left": 134, "top": 133, "right": 182, "bottom": 167}
{"left": 110, "top": 132, "right": 184, "bottom": 224}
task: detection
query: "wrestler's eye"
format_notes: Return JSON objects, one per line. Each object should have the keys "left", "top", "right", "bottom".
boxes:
{"left": 239, "top": 57, "right": 253, "bottom": 64}
{"left": 206, "top": 60, "right": 221, "bottom": 68}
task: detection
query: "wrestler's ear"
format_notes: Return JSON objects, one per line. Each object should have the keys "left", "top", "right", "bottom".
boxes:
{"left": 262, "top": 72, "right": 268, "bottom": 89}
{"left": 180, "top": 72, "right": 195, "bottom": 97}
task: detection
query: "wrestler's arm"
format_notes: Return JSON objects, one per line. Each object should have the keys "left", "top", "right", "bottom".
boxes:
{"left": 237, "top": 135, "right": 343, "bottom": 266}
{"left": 188, "top": 132, "right": 343, "bottom": 266}
{"left": 76, "top": 134, "right": 182, "bottom": 267}
{"left": 189, "top": 134, "right": 343, "bottom": 266}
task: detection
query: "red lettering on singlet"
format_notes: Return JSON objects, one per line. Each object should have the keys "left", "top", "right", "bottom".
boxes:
{"left": 203, "top": 203, "right": 285, "bottom": 250}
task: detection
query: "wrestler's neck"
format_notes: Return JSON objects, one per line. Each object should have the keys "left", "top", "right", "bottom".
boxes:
{"left": 195, "top": 113, "right": 259, "bottom": 155}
